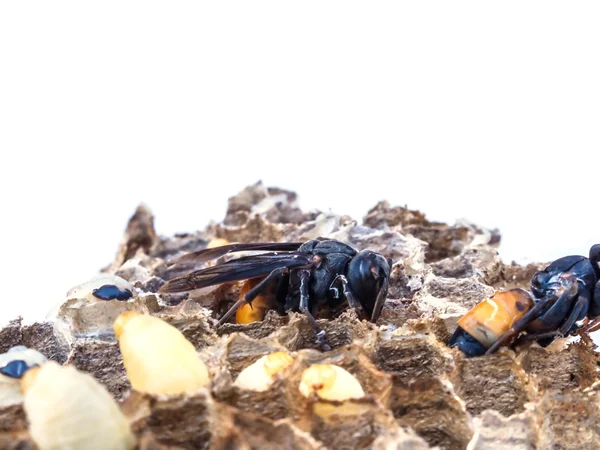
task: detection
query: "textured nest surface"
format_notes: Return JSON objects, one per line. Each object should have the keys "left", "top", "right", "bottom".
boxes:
{"left": 2, "top": 182, "right": 600, "bottom": 450}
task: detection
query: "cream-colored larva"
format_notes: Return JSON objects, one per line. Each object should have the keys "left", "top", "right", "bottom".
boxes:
{"left": 207, "top": 238, "right": 230, "bottom": 249}
{"left": 234, "top": 352, "right": 294, "bottom": 392}
{"left": 206, "top": 238, "right": 230, "bottom": 267}
{"left": 299, "top": 364, "right": 365, "bottom": 401}
{"left": 114, "top": 311, "right": 210, "bottom": 395}
{"left": 21, "top": 362, "right": 136, "bottom": 450}
{"left": 0, "top": 346, "right": 47, "bottom": 407}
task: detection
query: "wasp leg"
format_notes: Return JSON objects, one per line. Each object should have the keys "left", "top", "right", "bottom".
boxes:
{"left": 583, "top": 315, "right": 600, "bottom": 334}
{"left": 588, "top": 279, "right": 600, "bottom": 319}
{"left": 485, "top": 297, "right": 553, "bottom": 355}
{"left": 486, "top": 283, "right": 578, "bottom": 354}
{"left": 217, "top": 267, "right": 289, "bottom": 327}
{"left": 330, "top": 274, "right": 367, "bottom": 319}
{"left": 580, "top": 279, "right": 600, "bottom": 342}
{"left": 485, "top": 283, "right": 578, "bottom": 355}
{"left": 520, "top": 292, "right": 589, "bottom": 342}
{"left": 217, "top": 298, "right": 249, "bottom": 326}
{"left": 299, "top": 270, "right": 331, "bottom": 351}
{"left": 245, "top": 267, "right": 289, "bottom": 303}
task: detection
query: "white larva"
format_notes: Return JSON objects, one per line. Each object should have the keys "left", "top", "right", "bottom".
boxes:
{"left": 299, "top": 364, "right": 365, "bottom": 401}
{"left": 22, "top": 361, "right": 136, "bottom": 450}
{"left": 114, "top": 311, "right": 210, "bottom": 395}
{"left": 234, "top": 352, "right": 294, "bottom": 392}
{"left": 0, "top": 346, "right": 46, "bottom": 407}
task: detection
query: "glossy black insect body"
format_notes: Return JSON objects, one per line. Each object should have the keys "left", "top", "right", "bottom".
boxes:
{"left": 159, "top": 239, "right": 391, "bottom": 350}
{"left": 453, "top": 244, "right": 600, "bottom": 356}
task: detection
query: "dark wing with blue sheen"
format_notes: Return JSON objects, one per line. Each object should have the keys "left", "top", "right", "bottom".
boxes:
{"left": 168, "top": 242, "right": 304, "bottom": 266}
{"left": 159, "top": 252, "right": 313, "bottom": 293}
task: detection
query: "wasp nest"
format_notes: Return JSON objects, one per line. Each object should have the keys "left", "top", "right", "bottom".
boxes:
{"left": 1, "top": 182, "right": 599, "bottom": 450}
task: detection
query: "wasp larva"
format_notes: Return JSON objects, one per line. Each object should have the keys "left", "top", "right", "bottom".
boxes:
{"left": 21, "top": 362, "right": 136, "bottom": 450}
{"left": 299, "top": 364, "right": 365, "bottom": 401}
{"left": 299, "top": 364, "right": 366, "bottom": 418}
{"left": 114, "top": 311, "right": 210, "bottom": 395}
{"left": 0, "top": 346, "right": 46, "bottom": 406}
{"left": 234, "top": 352, "right": 294, "bottom": 391}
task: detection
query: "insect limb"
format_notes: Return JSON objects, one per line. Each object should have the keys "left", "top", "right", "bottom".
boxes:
{"left": 330, "top": 275, "right": 367, "bottom": 318}
{"left": 330, "top": 286, "right": 340, "bottom": 299}
{"left": 583, "top": 315, "right": 600, "bottom": 334}
{"left": 523, "top": 283, "right": 590, "bottom": 341}
{"left": 299, "top": 270, "right": 331, "bottom": 351}
{"left": 521, "top": 291, "right": 590, "bottom": 342}
{"left": 518, "top": 330, "right": 560, "bottom": 341}
{"left": 371, "top": 276, "right": 389, "bottom": 322}
{"left": 244, "top": 267, "right": 289, "bottom": 303}
{"left": 217, "top": 299, "right": 248, "bottom": 327}
{"left": 485, "top": 295, "right": 554, "bottom": 355}
{"left": 588, "top": 279, "right": 600, "bottom": 318}
{"left": 217, "top": 267, "right": 298, "bottom": 327}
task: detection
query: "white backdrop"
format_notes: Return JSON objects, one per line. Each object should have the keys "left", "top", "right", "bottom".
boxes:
{"left": 1, "top": 2, "right": 599, "bottom": 323}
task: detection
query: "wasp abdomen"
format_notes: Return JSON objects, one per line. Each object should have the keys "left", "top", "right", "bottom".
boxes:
{"left": 451, "top": 289, "right": 534, "bottom": 355}
{"left": 448, "top": 327, "right": 488, "bottom": 357}
{"left": 236, "top": 278, "right": 276, "bottom": 324}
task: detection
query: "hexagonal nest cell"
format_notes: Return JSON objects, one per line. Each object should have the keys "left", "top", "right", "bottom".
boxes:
{"left": 1, "top": 181, "right": 600, "bottom": 450}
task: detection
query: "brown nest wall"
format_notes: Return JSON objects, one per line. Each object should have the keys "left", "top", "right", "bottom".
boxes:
{"left": 1, "top": 182, "right": 599, "bottom": 450}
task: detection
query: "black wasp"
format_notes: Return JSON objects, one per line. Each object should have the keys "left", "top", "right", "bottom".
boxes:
{"left": 159, "top": 239, "right": 392, "bottom": 350}
{"left": 450, "top": 244, "right": 600, "bottom": 356}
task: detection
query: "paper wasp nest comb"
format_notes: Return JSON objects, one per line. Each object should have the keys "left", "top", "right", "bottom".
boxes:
{"left": 2, "top": 183, "right": 600, "bottom": 450}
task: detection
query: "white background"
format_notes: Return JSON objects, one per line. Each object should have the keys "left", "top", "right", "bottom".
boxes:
{"left": 1, "top": 2, "right": 599, "bottom": 323}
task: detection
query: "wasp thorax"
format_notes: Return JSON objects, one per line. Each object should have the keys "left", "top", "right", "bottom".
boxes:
{"left": 234, "top": 352, "right": 294, "bottom": 392}
{"left": 299, "top": 364, "right": 365, "bottom": 401}
{"left": 22, "top": 361, "right": 136, "bottom": 450}
{"left": 458, "top": 288, "right": 534, "bottom": 348}
{"left": 114, "top": 311, "right": 210, "bottom": 395}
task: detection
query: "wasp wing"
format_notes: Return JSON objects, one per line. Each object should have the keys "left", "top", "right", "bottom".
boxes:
{"left": 168, "top": 242, "right": 304, "bottom": 266}
{"left": 159, "top": 252, "right": 313, "bottom": 293}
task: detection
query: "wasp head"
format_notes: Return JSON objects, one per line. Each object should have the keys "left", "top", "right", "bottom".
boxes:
{"left": 589, "top": 244, "right": 600, "bottom": 278}
{"left": 347, "top": 250, "right": 391, "bottom": 322}
{"left": 531, "top": 270, "right": 551, "bottom": 298}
